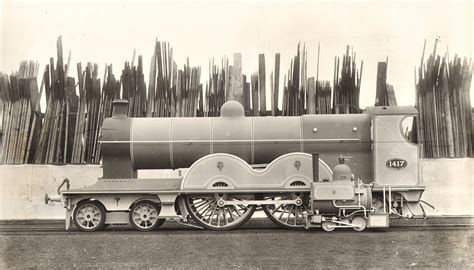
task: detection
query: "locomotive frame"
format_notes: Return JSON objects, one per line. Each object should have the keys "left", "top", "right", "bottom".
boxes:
{"left": 46, "top": 100, "right": 427, "bottom": 232}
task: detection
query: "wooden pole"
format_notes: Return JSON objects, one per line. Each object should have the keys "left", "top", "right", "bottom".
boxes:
{"left": 273, "top": 53, "right": 280, "bottom": 115}
{"left": 258, "top": 54, "right": 266, "bottom": 116}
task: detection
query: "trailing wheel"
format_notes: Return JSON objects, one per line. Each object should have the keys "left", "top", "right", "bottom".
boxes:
{"left": 185, "top": 193, "right": 256, "bottom": 231}
{"left": 129, "top": 200, "right": 166, "bottom": 231}
{"left": 351, "top": 216, "right": 367, "bottom": 232}
{"left": 262, "top": 192, "right": 311, "bottom": 229}
{"left": 73, "top": 200, "right": 106, "bottom": 232}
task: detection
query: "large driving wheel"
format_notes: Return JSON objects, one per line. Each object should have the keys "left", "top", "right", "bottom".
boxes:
{"left": 262, "top": 192, "right": 311, "bottom": 229}
{"left": 129, "top": 200, "right": 166, "bottom": 231}
{"left": 185, "top": 193, "right": 256, "bottom": 231}
{"left": 73, "top": 200, "right": 106, "bottom": 232}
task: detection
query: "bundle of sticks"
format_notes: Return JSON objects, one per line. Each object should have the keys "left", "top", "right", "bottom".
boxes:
{"left": 375, "top": 60, "right": 397, "bottom": 106}
{"left": 206, "top": 58, "right": 227, "bottom": 117}
{"left": 316, "top": 81, "right": 332, "bottom": 114}
{"left": 415, "top": 39, "right": 473, "bottom": 158}
{"left": 177, "top": 59, "right": 201, "bottom": 117}
{"left": 205, "top": 54, "right": 248, "bottom": 116}
{"left": 246, "top": 53, "right": 281, "bottom": 116}
{"left": 70, "top": 63, "right": 119, "bottom": 164}
{"left": 282, "top": 43, "right": 307, "bottom": 116}
{"left": 1, "top": 38, "right": 376, "bottom": 165}
{"left": 306, "top": 44, "right": 332, "bottom": 115}
{"left": 1, "top": 61, "right": 41, "bottom": 164}
{"left": 282, "top": 43, "right": 335, "bottom": 115}
{"left": 123, "top": 54, "right": 147, "bottom": 117}
{"left": 148, "top": 41, "right": 201, "bottom": 117}
{"left": 33, "top": 36, "right": 75, "bottom": 164}
{"left": 34, "top": 36, "right": 120, "bottom": 164}
{"left": 147, "top": 41, "right": 174, "bottom": 117}
{"left": 333, "top": 45, "right": 363, "bottom": 114}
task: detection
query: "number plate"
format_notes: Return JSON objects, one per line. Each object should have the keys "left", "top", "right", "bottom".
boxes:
{"left": 386, "top": 158, "right": 407, "bottom": 169}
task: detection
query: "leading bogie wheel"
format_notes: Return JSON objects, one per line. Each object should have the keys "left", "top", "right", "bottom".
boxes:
{"left": 185, "top": 193, "right": 256, "bottom": 231}
{"left": 351, "top": 216, "right": 367, "bottom": 232}
{"left": 129, "top": 200, "right": 166, "bottom": 231}
{"left": 73, "top": 200, "right": 107, "bottom": 232}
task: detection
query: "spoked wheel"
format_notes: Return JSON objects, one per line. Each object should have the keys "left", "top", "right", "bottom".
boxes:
{"left": 351, "top": 216, "right": 367, "bottom": 232}
{"left": 262, "top": 192, "right": 311, "bottom": 229}
{"left": 73, "top": 200, "right": 106, "bottom": 232}
{"left": 185, "top": 193, "right": 256, "bottom": 231}
{"left": 321, "top": 221, "right": 335, "bottom": 232}
{"left": 129, "top": 200, "right": 166, "bottom": 231}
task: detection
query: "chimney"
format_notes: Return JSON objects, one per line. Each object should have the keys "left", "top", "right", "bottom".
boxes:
{"left": 112, "top": 99, "right": 129, "bottom": 118}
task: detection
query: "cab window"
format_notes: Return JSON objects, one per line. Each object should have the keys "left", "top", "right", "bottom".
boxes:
{"left": 401, "top": 116, "right": 414, "bottom": 141}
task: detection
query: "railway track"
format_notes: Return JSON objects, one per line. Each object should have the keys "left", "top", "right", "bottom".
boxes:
{"left": 1, "top": 216, "right": 472, "bottom": 235}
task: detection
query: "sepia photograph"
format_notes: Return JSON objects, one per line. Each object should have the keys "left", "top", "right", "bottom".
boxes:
{"left": 0, "top": 0, "right": 473, "bottom": 268}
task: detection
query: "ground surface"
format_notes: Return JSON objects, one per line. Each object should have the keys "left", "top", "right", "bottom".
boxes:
{"left": 0, "top": 220, "right": 473, "bottom": 269}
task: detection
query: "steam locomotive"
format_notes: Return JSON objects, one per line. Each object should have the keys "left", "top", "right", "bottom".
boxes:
{"left": 46, "top": 100, "right": 426, "bottom": 232}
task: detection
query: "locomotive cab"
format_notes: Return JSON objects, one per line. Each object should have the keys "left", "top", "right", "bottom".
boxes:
{"left": 368, "top": 106, "right": 426, "bottom": 219}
